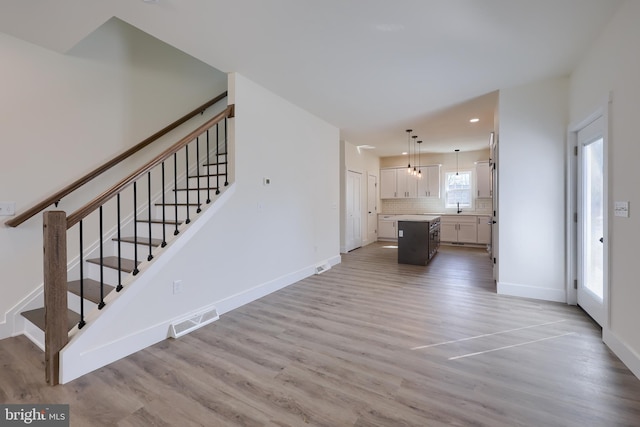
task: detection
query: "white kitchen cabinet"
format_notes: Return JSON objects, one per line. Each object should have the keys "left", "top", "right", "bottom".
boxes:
{"left": 476, "top": 161, "right": 492, "bottom": 198}
{"left": 378, "top": 217, "right": 397, "bottom": 240}
{"left": 380, "top": 168, "right": 417, "bottom": 198}
{"left": 440, "top": 216, "right": 478, "bottom": 243}
{"left": 397, "top": 170, "right": 417, "bottom": 198}
{"left": 380, "top": 169, "right": 398, "bottom": 199}
{"left": 381, "top": 166, "right": 439, "bottom": 199}
{"left": 417, "top": 165, "right": 441, "bottom": 198}
{"left": 477, "top": 216, "right": 492, "bottom": 244}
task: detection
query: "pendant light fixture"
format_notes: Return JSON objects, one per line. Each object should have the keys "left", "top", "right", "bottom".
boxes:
{"left": 412, "top": 135, "right": 418, "bottom": 176}
{"left": 406, "top": 129, "right": 413, "bottom": 174}
{"left": 417, "top": 140, "right": 423, "bottom": 178}
{"left": 455, "top": 149, "right": 460, "bottom": 175}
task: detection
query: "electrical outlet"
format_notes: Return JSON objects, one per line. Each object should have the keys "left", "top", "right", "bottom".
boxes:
{"left": 173, "top": 280, "right": 183, "bottom": 294}
{"left": 0, "top": 202, "right": 16, "bottom": 216}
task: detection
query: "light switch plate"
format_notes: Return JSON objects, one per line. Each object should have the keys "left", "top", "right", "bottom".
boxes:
{"left": 0, "top": 202, "right": 16, "bottom": 216}
{"left": 614, "top": 201, "right": 629, "bottom": 217}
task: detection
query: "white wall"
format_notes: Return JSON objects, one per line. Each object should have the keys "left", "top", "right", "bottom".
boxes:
{"left": 497, "top": 77, "right": 569, "bottom": 302}
{"left": 341, "top": 141, "right": 380, "bottom": 250}
{"left": 569, "top": 0, "right": 640, "bottom": 377}
{"left": 0, "top": 18, "right": 228, "bottom": 337}
{"left": 60, "top": 72, "right": 341, "bottom": 382}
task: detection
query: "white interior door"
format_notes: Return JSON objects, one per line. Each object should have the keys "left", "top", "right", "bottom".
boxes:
{"left": 346, "top": 170, "right": 362, "bottom": 251}
{"left": 367, "top": 174, "right": 377, "bottom": 243}
{"left": 577, "top": 116, "right": 607, "bottom": 326}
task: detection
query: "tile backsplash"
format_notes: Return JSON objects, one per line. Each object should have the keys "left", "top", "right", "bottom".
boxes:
{"left": 381, "top": 198, "right": 492, "bottom": 215}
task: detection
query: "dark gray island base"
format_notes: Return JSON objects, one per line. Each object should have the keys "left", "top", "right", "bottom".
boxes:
{"left": 397, "top": 216, "right": 441, "bottom": 265}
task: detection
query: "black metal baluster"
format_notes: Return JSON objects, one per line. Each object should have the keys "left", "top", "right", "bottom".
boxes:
{"left": 147, "top": 171, "right": 153, "bottom": 261}
{"left": 224, "top": 117, "right": 229, "bottom": 186}
{"left": 78, "top": 221, "right": 86, "bottom": 329}
{"left": 185, "top": 143, "right": 191, "bottom": 224}
{"left": 173, "top": 153, "right": 179, "bottom": 235}
{"left": 216, "top": 123, "right": 220, "bottom": 195}
{"left": 195, "top": 136, "right": 201, "bottom": 213}
{"left": 116, "top": 194, "right": 123, "bottom": 292}
{"left": 161, "top": 162, "right": 167, "bottom": 247}
{"left": 133, "top": 182, "right": 139, "bottom": 275}
{"left": 98, "top": 206, "right": 105, "bottom": 309}
{"left": 206, "top": 129, "right": 211, "bottom": 204}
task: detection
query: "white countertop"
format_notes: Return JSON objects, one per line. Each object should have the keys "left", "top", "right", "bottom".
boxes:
{"left": 379, "top": 214, "right": 440, "bottom": 221}
{"left": 379, "top": 213, "right": 491, "bottom": 219}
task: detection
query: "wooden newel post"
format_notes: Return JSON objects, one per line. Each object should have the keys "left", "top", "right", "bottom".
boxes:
{"left": 43, "top": 211, "right": 68, "bottom": 385}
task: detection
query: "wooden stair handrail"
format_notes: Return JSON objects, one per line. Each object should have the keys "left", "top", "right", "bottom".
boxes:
{"left": 5, "top": 91, "right": 228, "bottom": 228}
{"left": 66, "top": 104, "right": 234, "bottom": 229}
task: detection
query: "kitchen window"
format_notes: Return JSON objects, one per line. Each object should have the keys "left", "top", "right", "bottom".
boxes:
{"left": 445, "top": 171, "right": 472, "bottom": 208}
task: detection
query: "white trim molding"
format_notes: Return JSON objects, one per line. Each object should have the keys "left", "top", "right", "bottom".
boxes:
{"left": 604, "top": 327, "right": 640, "bottom": 380}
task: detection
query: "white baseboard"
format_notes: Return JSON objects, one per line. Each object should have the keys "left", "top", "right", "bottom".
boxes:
{"left": 215, "top": 254, "right": 341, "bottom": 315}
{"left": 603, "top": 327, "right": 640, "bottom": 380}
{"left": 497, "top": 281, "right": 566, "bottom": 303}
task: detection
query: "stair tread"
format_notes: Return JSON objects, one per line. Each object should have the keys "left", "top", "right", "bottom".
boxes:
{"left": 154, "top": 202, "right": 201, "bottom": 206}
{"left": 173, "top": 187, "right": 219, "bottom": 191}
{"left": 136, "top": 219, "right": 183, "bottom": 225}
{"left": 21, "top": 308, "right": 79, "bottom": 332}
{"left": 189, "top": 173, "right": 226, "bottom": 178}
{"left": 86, "top": 256, "right": 140, "bottom": 273}
{"left": 67, "top": 278, "right": 115, "bottom": 304}
{"left": 113, "top": 236, "right": 163, "bottom": 246}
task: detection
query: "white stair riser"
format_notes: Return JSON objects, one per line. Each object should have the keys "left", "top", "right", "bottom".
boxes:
{"left": 203, "top": 163, "right": 227, "bottom": 174}
{"left": 135, "top": 221, "right": 180, "bottom": 238}
{"left": 23, "top": 319, "right": 45, "bottom": 351}
{"left": 86, "top": 261, "right": 130, "bottom": 286}
{"left": 188, "top": 176, "right": 224, "bottom": 192}
{"left": 172, "top": 189, "right": 215, "bottom": 204}
{"left": 68, "top": 290, "right": 98, "bottom": 313}
{"left": 111, "top": 240, "right": 161, "bottom": 261}
{"left": 155, "top": 205, "right": 200, "bottom": 221}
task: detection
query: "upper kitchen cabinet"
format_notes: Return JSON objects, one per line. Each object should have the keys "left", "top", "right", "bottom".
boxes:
{"left": 380, "top": 166, "right": 440, "bottom": 199}
{"left": 417, "top": 165, "right": 441, "bottom": 198}
{"left": 397, "top": 170, "right": 418, "bottom": 198}
{"left": 475, "top": 161, "right": 492, "bottom": 198}
{"left": 380, "top": 168, "right": 399, "bottom": 198}
{"left": 380, "top": 168, "right": 416, "bottom": 198}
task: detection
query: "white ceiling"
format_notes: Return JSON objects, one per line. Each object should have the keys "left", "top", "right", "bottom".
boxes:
{"left": 0, "top": 0, "right": 623, "bottom": 156}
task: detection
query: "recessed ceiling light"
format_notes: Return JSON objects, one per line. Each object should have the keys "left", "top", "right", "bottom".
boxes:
{"left": 402, "top": 152, "right": 408, "bottom": 155}
{"left": 469, "top": 118, "right": 480, "bottom": 123}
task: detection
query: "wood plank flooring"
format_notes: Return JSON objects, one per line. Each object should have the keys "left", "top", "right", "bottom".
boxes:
{"left": 2, "top": 243, "right": 640, "bottom": 426}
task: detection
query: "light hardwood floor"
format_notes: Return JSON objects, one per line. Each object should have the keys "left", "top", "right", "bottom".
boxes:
{"left": 2, "top": 243, "right": 640, "bottom": 426}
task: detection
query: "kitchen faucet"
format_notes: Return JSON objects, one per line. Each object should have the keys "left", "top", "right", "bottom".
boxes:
{"left": 457, "top": 202, "right": 462, "bottom": 214}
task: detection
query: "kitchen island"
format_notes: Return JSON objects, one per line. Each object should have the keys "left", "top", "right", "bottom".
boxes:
{"left": 397, "top": 215, "right": 440, "bottom": 265}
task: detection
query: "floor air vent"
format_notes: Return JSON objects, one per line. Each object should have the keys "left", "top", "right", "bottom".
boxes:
{"left": 315, "top": 262, "right": 331, "bottom": 274}
{"left": 169, "top": 305, "right": 219, "bottom": 338}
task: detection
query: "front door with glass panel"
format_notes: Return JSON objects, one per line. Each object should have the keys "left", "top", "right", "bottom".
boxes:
{"left": 577, "top": 116, "right": 606, "bottom": 326}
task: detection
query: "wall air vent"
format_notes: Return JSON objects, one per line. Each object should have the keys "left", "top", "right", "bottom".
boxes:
{"left": 315, "top": 262, "right": 331, "bottom": 274}
{"left": 168, "top": 305, "right": 219, "bottom": 338}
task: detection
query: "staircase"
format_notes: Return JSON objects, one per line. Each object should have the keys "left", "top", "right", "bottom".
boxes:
{"left": 8, "top": 99, "right": 234, "bottom": 384}
{"left": 20, "top": 152, "right": 229, "bottom": 350}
